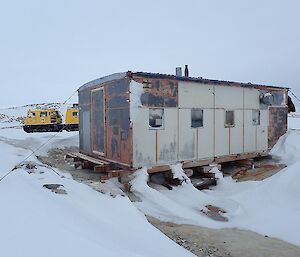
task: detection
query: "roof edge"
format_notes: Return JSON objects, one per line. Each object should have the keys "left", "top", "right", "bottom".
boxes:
{"left": 78, "top": 72, "right": 128, "bottom": 91}
{"left": 78, "top": 71, "right": 289, "bottom": 91}
{"left": 131, "top": 72, "right": 288, "bottom": 90}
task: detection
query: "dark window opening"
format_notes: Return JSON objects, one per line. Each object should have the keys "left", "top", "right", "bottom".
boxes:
{"left": 225, "top": 110, "right": 235, "bottom": 127}
{"left": 252, "top": 110, "right": 260, "bottom": 125}
{"left": 149, "top": 108, "right": 164, "bottom": 129}
{"left": 191, "top": 108, "right": 203, "bottom": 128}
{"left": 73, "top": 111, "right": 78, "bottom": 117}
{"left": 40, "top": 111, "right": 48, "bottom": 117}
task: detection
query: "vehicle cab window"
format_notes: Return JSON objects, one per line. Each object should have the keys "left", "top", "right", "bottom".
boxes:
{"left": 29, "top": 112, "right": 36, "bottom": 118}
{"left": 40, "top": 112, "right": 48, "bottom": 117}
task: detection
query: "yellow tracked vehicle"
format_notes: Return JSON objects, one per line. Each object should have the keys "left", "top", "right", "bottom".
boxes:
{"left": 64, "top": 107, "right": 79, "bottom": 131}
{"left": 23, "top": 107, "right": 79, "bottom": 133}
{"left": 23, "top": 109, "right": 63, "bottom": 133}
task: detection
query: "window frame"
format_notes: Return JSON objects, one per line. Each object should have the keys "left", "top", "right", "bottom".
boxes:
{"left": 40, "top": 111, "right": 48, "bottom": 117}
{"left": 149, "top": 108, "right": 164, "bottom": 130}
{"left": 252, "top": 110, "right": 261, "bottom": 126}
{"left": 224, "top": 110, "right": 235, "bottom": 128}
{"left": 191, "top": 108, "right": 204, "bottom": 128}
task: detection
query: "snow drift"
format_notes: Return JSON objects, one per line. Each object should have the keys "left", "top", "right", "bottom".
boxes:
{"left": 0, "top": 105, "right": 194, "bottom": 257}
{"left": 131, "top": 125, "right": 300, "bottom": 247}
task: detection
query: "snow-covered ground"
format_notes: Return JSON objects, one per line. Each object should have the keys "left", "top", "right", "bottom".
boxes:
{"left": 130, "top": 113, "right": 300, "bottom": 247}
{"left": 1, "top": 104, "right": 300, "bottom": 255}
{"left": 0, "top": 105, "right": 194, "bottom": 257}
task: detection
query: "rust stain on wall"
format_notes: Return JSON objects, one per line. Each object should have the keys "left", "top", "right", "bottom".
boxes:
{"left": 268, "top": 107, "right": 288, "bottom": 149}
{"left": 104, "top": 78, "right": 132, "bottom": 166}
{"left": 132, "top": 76, "right": 178, "bottom": 107}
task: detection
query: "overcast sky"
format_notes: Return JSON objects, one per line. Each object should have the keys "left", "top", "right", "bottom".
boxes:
{"left": 1, "top": 0, "right": 300, "bottom": 106}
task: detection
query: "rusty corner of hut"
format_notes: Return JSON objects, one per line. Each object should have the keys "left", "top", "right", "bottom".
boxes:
{"left": 67, "top": 68, "right": 293, "bottom": 180}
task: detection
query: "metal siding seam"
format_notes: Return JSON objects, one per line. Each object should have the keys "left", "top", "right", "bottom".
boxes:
{"left": 229, "top": 127, "right": 231, "bottom": 154}
{"left": 196, "top": 127, "right": 199, "bottom": 159}
{"left": 213, "top": 85, "right": 216, "bottom": 159}
{"left": 242, "top": 88, "right": 245, "bottom": 153}
{"left": 90, "top": 89, "right": 94, "bottom": 155}
{"left": 177, "top": 107, "right": 179, "bottom": 161}
{"left": 156, "top": 130, "right": 158, "bottom": 163}
{"left": 255, "top": 124, "right": 258, "bottom": 151}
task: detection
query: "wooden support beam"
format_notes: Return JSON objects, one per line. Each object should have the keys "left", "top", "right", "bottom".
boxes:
{"left": 94, "top": 165, "right": 107, "bottom": 172}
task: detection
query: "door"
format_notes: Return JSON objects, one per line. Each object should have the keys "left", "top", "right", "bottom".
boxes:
{"left": 91, "top": 88, "right": 105, "bottom": 155}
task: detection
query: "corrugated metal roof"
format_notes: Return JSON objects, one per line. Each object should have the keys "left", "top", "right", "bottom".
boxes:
{"left": 79, "top": 71, "right": 288, "bottom": 90}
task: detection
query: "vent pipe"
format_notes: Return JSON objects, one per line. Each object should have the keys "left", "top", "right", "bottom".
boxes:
{"left": 176, "top": 67, "right": 182, "bottom": 77}
{"left": 184, "top": 65, "right": 189, "bottom": 77}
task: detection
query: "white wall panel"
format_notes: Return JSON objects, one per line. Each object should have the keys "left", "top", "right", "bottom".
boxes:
{"left": 215, "top": 86, "right": 243, "bottom": 109}
{"left": 178, "top": 82, "right": 214, "bottom": 108}
{"left": 215, "top": 109, "right": 229, "bottom": 156}
{"left": 244, "top": 88, "right": 260, "bottom": 109}
{"left": 132, "top": 108, "right": 156, "bottom": 167}
{"left": 157, "top": 109, "right": 178, "bottom": 164}
{"left": 257, "top": 110, "right": 269, "bottom": 151}
{"left": 244, "top": 110, "right": 256, "bottom": 153}
{"left": 198, "top": 109, "right": 214, "bottom": 159}
{"left": 229, "top": 110, "right": 243, "bottom": 154}
{"left": 178, "top": 108, "right": 197, "bottom": 161}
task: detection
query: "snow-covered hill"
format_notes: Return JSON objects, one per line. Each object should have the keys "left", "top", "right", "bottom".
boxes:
{"left": 0, "top": 105, "right": 194, "bottom": 257}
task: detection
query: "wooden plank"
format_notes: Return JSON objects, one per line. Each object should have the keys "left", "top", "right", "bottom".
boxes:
{"left": 108, "top": 170, "right": 122, "bottom": 178}
{"left": 94, "top": 165, "right": 107, "bottom": 172}
{"left": 76, "top": 152, "right": 110, "bottom": 165}
{"left": 70, "top": 152, "right": 110, "bottom": 166}
{"left": 148, "top": 165, "right": 171, "bottom": 174}
{"left": 183, "top": 159, "right": 214, "bottom": 169}
{"left": 214, "top": 152, "right": 268, "bottom": 164}
{"left": 65, "top": 152, "right": 77, "bottom": 159}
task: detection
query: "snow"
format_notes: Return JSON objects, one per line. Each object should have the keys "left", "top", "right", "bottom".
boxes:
{"left": 130, "top": 81, "right": 144, "bottom": 123}
{"left": 2, "top": 103, "right": 300, "bottom": 254}
{"left": 270, "top": 130, "right": 300, "bottom": 165}
{"left": 170, "top": 163, "right": 189, "bottom": 181}
{"left": 0, "top": 105, "right": 194, "bottom": 257}
{"left": 131, "top": 113, "right": 300, "bottom": 247}
{"left": 0, "top": 103, "right": 78, "bottom": 155}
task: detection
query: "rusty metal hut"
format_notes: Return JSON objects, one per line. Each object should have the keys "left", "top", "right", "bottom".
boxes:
{"left": 78, "top": 71, "right": 289, "bottom": 172}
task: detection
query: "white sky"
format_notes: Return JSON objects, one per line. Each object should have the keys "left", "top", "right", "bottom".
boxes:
{"left": 1, "top": 0, "right": 300, "bottom": 106}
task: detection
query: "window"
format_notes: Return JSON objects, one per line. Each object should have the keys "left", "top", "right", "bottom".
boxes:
{"left": 252, "top": 110, "right": 260, "bottom": 125}
{"left": 191, "top": 108, "right": 203, "bottom": 128}
{"left": 225, "top": 110, "right": 235, "bottom": 127}
{"left": 40, "top": 111, "right": 48, "bottom": 117}
{"left": 73, "top": 111, "right": 78, "bottom": 117}
{"left": 260, "top": 91, "right": 286, "bottom": 107}
{"left": 29, "top": 112, "right": 36, "bottom": 118}
{"left": 149, "top": 108, "right": 164, "bottom": 129}
{"left": 273, "top": 92, "right": 286, "bottom": 106}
